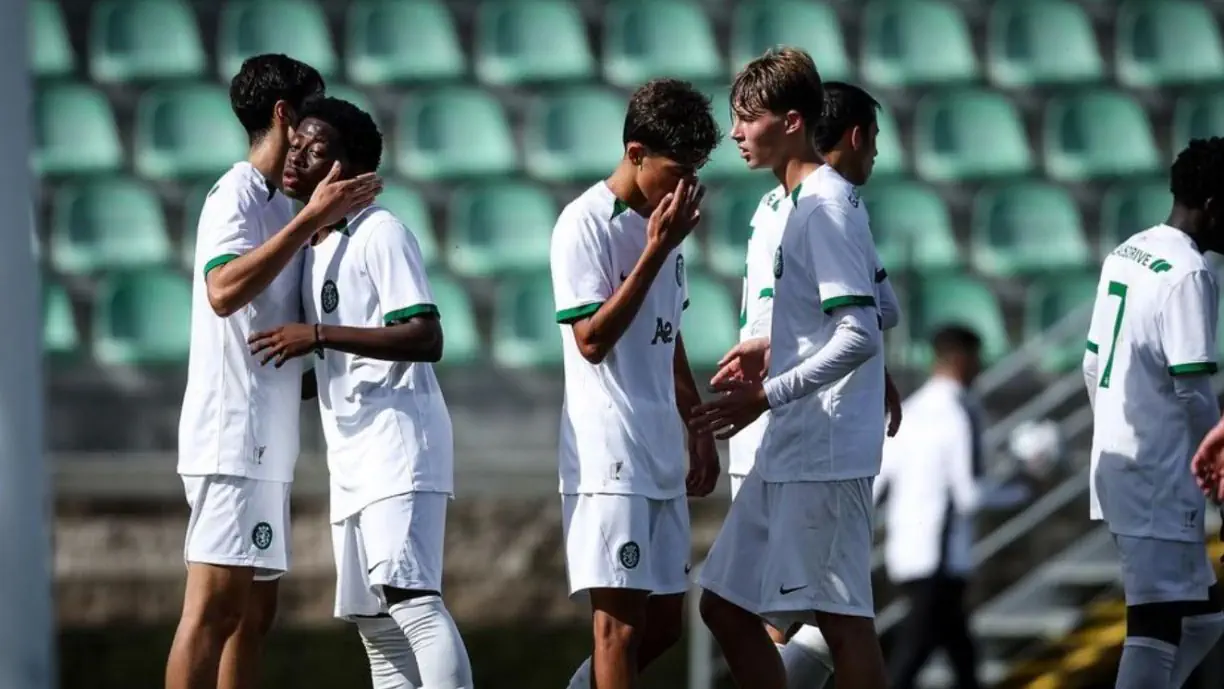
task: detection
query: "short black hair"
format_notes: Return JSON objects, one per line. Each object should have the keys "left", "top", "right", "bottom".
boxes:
{"left": 623, "top": 79, "right": 720, "bottom": 169}
{"left": 813, "top": 82, "right": 881, "bottom": 154}
{"left": 931, "top": 324, "right": 982, "bottom": 359}
{"left": 298, "top": 97, "right": 382, "bottom": 174}
{"left": 1170, "top": 137, "right": 1224, "bottom": 209}
{"left": 230, "top": 54, "right": 325, "bottom": 142}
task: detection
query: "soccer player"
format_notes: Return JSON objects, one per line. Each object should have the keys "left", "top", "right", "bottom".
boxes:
{"left": 248, "top": 97, "right": 473, "bottom": 689}
{"left": 1083, "top": 137, "right": 1224, "bottom": 689}
{"left": 550, "top": 79, "right": 722, "bottom": 689}
{"left": 689, "top": 50, "right": 891, "bottom": 689}
{"left": 170, "top": 56, "right": 380, "bottom": 689}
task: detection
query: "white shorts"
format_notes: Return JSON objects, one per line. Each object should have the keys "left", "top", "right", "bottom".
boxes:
{"left": 1112, "top": 533, "right": 1217, "bottom": 606}
{"left": 182, "top": 474, "right": 291, "bottom": 581}
{"left": 699, "top": 471, "right": 876, "bottom": 627}
{"left": 332, "top": 491, "right": 448, "bottom": 620}
{"left": 561, "top": 493, "right": 691, "bottom": 598}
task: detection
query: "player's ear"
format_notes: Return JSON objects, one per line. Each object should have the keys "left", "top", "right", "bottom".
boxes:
{"left": 783, "top": 111, "right": 804, "bottom": 137}
{"left": 273, "top": 99, "right": 293, "bottom": 127}
{"left": 625, "top": 142, "right": 647, "bottom": 168}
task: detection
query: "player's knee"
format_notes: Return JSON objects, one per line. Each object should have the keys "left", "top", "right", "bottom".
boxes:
{"left": 590, "top": 591, "right": 648, "bottom": 653}
{"left": 181, "top": 567, "right": 252, "bottom": 637}
{"left": 593, "top": 609, "right": 643, "bottom": 654}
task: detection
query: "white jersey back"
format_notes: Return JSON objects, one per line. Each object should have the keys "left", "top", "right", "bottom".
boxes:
{"left": 303, "top": 205, "right": 453, "bottom": 522}
{"left": 1088, "top": 224, "right": 1219, "bottom": 541}
{"left": 758, "top": 165, "right": 886, "bottom": 482}
{"left": 551, "top": 182, "right": 689, "bottom": 499}
{"left": 179, "top": 162, "right": 303, "bottom": 482}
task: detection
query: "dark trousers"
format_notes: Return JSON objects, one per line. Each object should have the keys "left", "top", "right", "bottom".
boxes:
{"left": 888, "top": 574, "right": 981, "bottom": 689}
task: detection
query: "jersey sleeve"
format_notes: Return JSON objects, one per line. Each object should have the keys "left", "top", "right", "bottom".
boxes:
{"left": 1160, "top": 269, "right": 1220, "bottom": 376}
{"left": 551, "top": 212, "right": 614, "bottom": 324}
{"left": 803, "top": 203, "right": 877, "bottom": 313}
{"left": 363, "top": 219, "right": 438, "bottom": 325}
{"left": 197, "top": 181, "right": 260, "bottom": 277}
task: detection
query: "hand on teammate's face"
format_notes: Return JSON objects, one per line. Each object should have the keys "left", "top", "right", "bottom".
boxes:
{"left": 688, "top": 379, "right": 769, "bottom": 441}
{"left": 686, "top": 432, "right": 721, "bottom": 497}
{"left": 303, "top": 162, "right": 383, "bottom": 229}
{"left": 248, "top": 323, "right": 317, "bottom": 368}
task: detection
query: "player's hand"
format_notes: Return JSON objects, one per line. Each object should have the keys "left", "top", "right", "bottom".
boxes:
{"left": 885, "top": 370, "right": 903, "bottom": 438}
{"left": 249, "top": 323, "right": 319, "bottom": 368}
{"left": 686, "top": 431, "right": 721, "bottom": 497}
{"left": 302, "top": 162, "right": 383, "bottom": 229}
{"left": 1192, "top": 421, "right": 1224, "bottom": 502}
{"left": 688, "top": 379, "right": 769, "bottom": 440}
{"left": 711, "top": 337, "right": 770, "bottom": 387}
{"left": 646, "top": 179, "right": 706, "bottom": 252}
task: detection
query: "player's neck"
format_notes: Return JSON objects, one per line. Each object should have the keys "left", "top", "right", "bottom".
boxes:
{"left": 932, "top": 367, "right": 968, "bottom": 389}
{"left": 774, "top": 154, "right": 821, "bottom": 197}
{"left": 247, "top": 135, "right": 288, "bottom": 190}
{"left": 1166, "top": 207, "right": 1210, "bottom": 253}
{"left": 605, "top": 163, "right": 649, "bottom": 216}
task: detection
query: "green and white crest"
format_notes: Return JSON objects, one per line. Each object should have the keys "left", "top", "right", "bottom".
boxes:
{"left": 618, "top": 541, "right": 641, "bottom": 569}
{"left": 252, "top": 522, "right": 274, "bottom": 551}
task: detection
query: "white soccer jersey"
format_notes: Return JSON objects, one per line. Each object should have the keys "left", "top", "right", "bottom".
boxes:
{"left": 179, "top": 162, "right": 303, "bottom": 482}
{"left": 551, "top": 182, "right": 689, "bottom": 499}
{"left": 757, "top": 165, "right": 886, "bottom": 483}
{"left": 303, "top": 205, "right": 454, "bottom": 522}
{"left": 1087, "top": 224, "right": 1220, "bottom": 542}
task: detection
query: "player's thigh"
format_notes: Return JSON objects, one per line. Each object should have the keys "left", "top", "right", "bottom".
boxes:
{"left": 360, "top": 491, "right": 449, "bottom": 595}
{"left": 562, "top": 493, "right": 664, "bottom": 597}
{"left": 646, "top": 495, "right": 692, "bottom": 597}
{"left": 697, "top": 471, "right": 771, "bottom": 614}
{"left": 1113, "top": 534, "right": 1216, "bottom": 605}
{"left": 182, "top": 474, "right": 291, "bottom": 581}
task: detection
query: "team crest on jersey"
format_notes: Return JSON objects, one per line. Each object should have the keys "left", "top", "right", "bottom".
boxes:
{"left": 618, "top": 542, "right": 641, "bottom": 569}
{"left": 321, "top": 279, "right": 339, "bottom": 313}
{"left": 773, "top": 246, "right": 784, "bottom": 279}
{"left": 252, "top": 522, "right": 273, "bottom": 551}
{"left": 847, "top": 188, "right": 861, "bottom": 208}
{"left": 675, "top": 254, "right": 685, "bottom": 287}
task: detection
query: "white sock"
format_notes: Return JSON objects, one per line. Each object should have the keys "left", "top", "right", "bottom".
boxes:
{"left": 1115, "top": 637, "right": 1176, "bottom": 689}
{"left": 781, "top": 625, "right": 834, "bottom": 689}
{"left": 564, "top": 657, "right": 591, "bottom": 689}
{"left": 1172, "top": 613, "right": 1224, "bottom": 688}
{"left": 356, "top": 615, "right": 420, "bottom": 689}
{"left": 388, "top": 596, "right": 474, "bottom": 689}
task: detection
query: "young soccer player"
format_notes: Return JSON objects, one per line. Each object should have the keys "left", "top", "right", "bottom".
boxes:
{"left": 248, "top": 97, "right": 472, "bottom": 689}
{"left": 690, "top": 51, "right": 891, "bottom": 689}
{"left": 1083, "top": 137, "right": 1224, "bottom": 689}
{"left": 170, "top": 55, "right": 380, "bottom": 689}
{"left": 550, "top": 79, "right": 722, "bottom": 689}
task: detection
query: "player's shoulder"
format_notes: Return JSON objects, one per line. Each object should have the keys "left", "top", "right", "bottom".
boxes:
{"left": 756, "top": 184, "right": 787, "bottom": 213}
{"left": 555, "top": 182, "right": 617, "bottom": 238}
{"left": 350, "top": 204, "right": 416, "bottom": 247}
{"left": 203, "top": 162, "right": 277, "bottom": 211}
{"left": 1109, "top": 224, "right": 1210, "bottom": 282}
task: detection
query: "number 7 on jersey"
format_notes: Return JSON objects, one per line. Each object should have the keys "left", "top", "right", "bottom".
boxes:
{"left": 1098, "top": 280, "right": 1128, "bottom": 389}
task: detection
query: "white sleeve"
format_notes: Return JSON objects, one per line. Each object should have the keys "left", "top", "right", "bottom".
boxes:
{"left": 198, "top": 181, "right": 259, "bottom": 277}
{"left": 551, "top": 212, "right": 614, "bottom": 324}
{"left": 763, "top": 304, "right": 879, "bottom": 408}
{"left": 945, "top": 406, "right": 981, "bottom": 515}
{"left": 364, "top": 220, "right": 437, "bottom": 325}
{"left": 805, "top": 204, "right": 878, "bottom": 313}
{"left": 1160, "top": 270, "right": 1219, "bottom": 377}
{"left": 748, "top": 291, "right": 774, "bottom": 339}
{"left": 1173, "top": 374, "right": 1221, "bottom": 447}
{"left": 1082, "top": 350, "right": 1099, "bottom": 410}
{"left": 876, "top": 266, "right": 900, "bottom": 331}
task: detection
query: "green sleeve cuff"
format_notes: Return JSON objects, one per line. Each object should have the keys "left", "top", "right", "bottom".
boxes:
{"left": 384, "top": 303, "right": 439, "bottom": 325}
{"left": 1086, "top": 341, "right": 1098, "bottom": 354}
{"left": 1169, "top": 362, "right": 1218, "bottom": 376}
{"left": 821, "top": 294, "right": 876, "bottom": 313}
{"left": 203, "top": 253, "right": 239, "bottom": 277}
{"left": 759, "top": 287, "right": 774, "bottom": 298}
{"left": 556, "top": 302, "right": 603, "bottom": 324}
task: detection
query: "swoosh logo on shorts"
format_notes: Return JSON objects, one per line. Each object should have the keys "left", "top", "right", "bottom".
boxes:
{"left": 779, "top": 584, "right": 807, "bottom": 595}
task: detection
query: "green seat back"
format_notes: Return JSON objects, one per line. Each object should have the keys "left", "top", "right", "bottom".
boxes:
{"left": 93, "top": 268, "right": 193, "bottom": 365}
{"left": 525, "top": 88, "right": 625, "bottom": 183}
{"left": 135, "top": 85, "right": 248, "bottom": 180}
{"left": 1116, "top": 0, "right": 1224, "bottom": 87}
{"left": 1025, "top": 272, "right": 1099, "bottom": 372}
{"left": 430, "top": 274, "right": 480, "bottom": 366}
{"left": 1043, "top": 91, "right": 1159, "bottom": 182}
{"left": 706, "top": 180, "right": 779, "bottom": 279}
{"left": 493, "top": 272, "right": 563, "bottom": 368}
{"left": 971, "top": 183, "right": 1090, "bottom": 276}
{"left": 1098, "top": 180, "right": 1171, "bottom": 254}
{"left": 33, "top": 0, "right": 74, "bottom": 79}
{"left": 475, "top": 0, "right": 595, "bottom": 85}
{"left": 44, "top": 280, "right": 80, "bottom": 359}
{"left": 862, "top": 181, "right": 960, "bottom": 271}
{"left": 987, "top": 0, "right": 1103, "bottom": 87}
{"left": 53, "top": 179, "right": 171, "bottom": 274}
{"left": 217, "top": 0, "right": 336, "bottom": 80}
{"left": 90, "top": 0, "right": 205, "bottom": 82}
{"left": 395, "top": 88, "right": 517, "bottom": 181}
{"left": 914, "top": 90, "right": 1032, "bottom": 182}
{"left": 346, "top": 0, "right": 464, "bottom": 85}
{"left": 34, "top": 84, "right": 123, "bottom": 176}
{"left": 449, "top": 182, "right": 557, "bottom": 277}
{"left": 680, "top": 272, "right": 738, "bottom": 369}
{"left": 730, "top": 2, "right": 851, "bottom": 83}
{"left": 602, "top": 0, "right": 721, "bottom": 87}
{"left": 376, "top": 184, "right": 439, "bottom": 267}
{"left": 861, "top": 0, "right": 978, "bottom": 87}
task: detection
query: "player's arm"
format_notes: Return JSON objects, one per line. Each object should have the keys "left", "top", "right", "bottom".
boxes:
{"left": 673, "top": 334, "right": 702, "bottom": 420}
{"left": 1161, "top": 270, "right": 1222, "bottom": 444}
{"left": 301, "top": 368, "right": 318, "bottom": 400}
{"left": 876, "top": 265, "right": 901, "bottom": 331}
{"left": 1082, "top": 281, "right": 1107, "bottom": 408}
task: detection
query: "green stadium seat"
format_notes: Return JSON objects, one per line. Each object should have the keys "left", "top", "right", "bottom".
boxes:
{"left": 475, "top": 0, "right": 595, "bottom": 85}
{"left": 430, "top": 274, "right": 480, "bottom": 366}
{"left": 706, "top": 180, "right": 779, "bottom": 279}
{"left": 525, "top": 88, "right": 624, "bottom": 183}
{"left": 493, "top": 273, "right": 563, "bottom": 369}
{"left": 860, "top": 0, "right": 978, "bottom": 87}
{"left": 1043, "top": 92, "right": 1159, "bottom": 182}
{"left": 377, "top": 184, "right": 439, "bottom": 267}
{"left": 395, "top": 88, "right": 517, "bottom": 181}
{"left": 970, "top": 183, "right": 1090, "bottom": 277}
{"left": 34, "top": 84, "right": 123, "bottom": 176}
{"left": 906, "top": 274, "right": 1009, "bottom": 366}
{"left": 862, "top": 181, "right": 960, "bottom": 272}
{"left": 346, "top": 0, "right": 464, "bottom": 85}
{"left": 1116, "top": 0, "right": 1224, "bottom": 88}
{"left": 987, "top": 0, "right": 1103, "bottom": 88}
{"left": 89, "top": 0, "right": 205, "bottom": 83}
{"left": 1099, "top": 180, "right": 1171, "bottom": 254}
{"left": 681, "top": 272, "right": 738, "bottom": 369}
{"left": 44, "top": 280, "right": 80, "bottom": 359}
{"left": 448, "top": 182, "right": 557, "bottom": 277}
{"left": 52, "top": 179, "right": 171, "bottom": 274}
{"left": 699, "top": 86, "right": 749, "bottom": 181}
{"left": 217, "top": 0, "right": 336, "bottom": 80}
{"left": 33, "top": 0, "right": 74, "bottom": 79}
{"left": 873, "top": 104, "right": 906, "bottom": 179}
{"left": 135, "top": 85, "right": 249, "bottom": 180}
{"left": 729, "top": 1, "right": 852, "bottom": 83}
{"left": 93, "top": 268, "right": 193, "bottom": 365}
{"left": 913, "top": 90, "right": 1032, "bottom": 182}
{"left": 602, "top": 0, "right": 721, "bottom": 88}
{"left": 1025, "top": 272, "right": 1098, "bottom": 372}
{"left": 1173, "top": 93, "right": 1224, "bottom": 153}
{"left": 180, "top": 183, "right": 212, "bottom": 269}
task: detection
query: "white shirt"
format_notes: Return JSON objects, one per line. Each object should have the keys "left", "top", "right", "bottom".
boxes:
{"left": 551, "top": 182, "right": 689, "bottom": 498}
{"left": 179, "top": 162, "right": 303, "bottom": 482}
{"left": 757, "top": 165, "right": 886, "bottom": 482}
{"left": 1087, "top": 223, "right": 1220, "bottom": 542}
{"left": 303, "top": 205, "right": 454, "bottom": 522}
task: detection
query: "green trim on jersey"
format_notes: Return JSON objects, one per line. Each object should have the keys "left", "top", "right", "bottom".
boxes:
{"left": 203, "top": 253, "right": 239, "bottom": 277}
{"left": 821, "top": 294, "right": 875, "bottom": 313}
{"left": 1169, "top": 362, "right": 1218, "bottom": 376}
{"left": 384, "top": 303, "right": 439, "bottom": 325}
{"left": 1086, "top": 340, "right": 1099, "bottom": 354}
{"left": 611, "top": 199, "right": 630, "bottom": 220}
{"left": 789, "top": 184, "right": 803, "bottom": 206}
{"left": 759, "top": 287, "right": 774, "bottom": 298}
{"left": 556, "top": 302, "right": 603, "bottom": 324}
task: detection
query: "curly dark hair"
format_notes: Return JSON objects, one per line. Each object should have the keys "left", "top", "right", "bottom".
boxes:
{"left": 298, "top": 97, "right": 383, "bottom": 174}
{"left": 229, "top": 54, "right": 325, "bottom": 142}
{"left": 813, "top": 81, "right": 880, "bottom": 154}
{"left": 731, "top": 47, "right": 823, "bottom": 132}
{"left": 1171, "top": 137, "right": 1224, "bottom": 209}
{"left": 623, "top": 79, "right": 720, "bottom": 168}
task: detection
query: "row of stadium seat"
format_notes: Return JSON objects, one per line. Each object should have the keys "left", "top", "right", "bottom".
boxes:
{"left": 34, "top": 0, "right": 1224, "bottom": 89}
{"left": 40, "top": 176, "right": 1171, "bottom": 279}
{"left": 35, "top": 82, "right": 1224, "bottom": 183}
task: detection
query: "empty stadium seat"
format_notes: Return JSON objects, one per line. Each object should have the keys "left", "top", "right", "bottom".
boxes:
{"left": 1043, "top": 91, "right": 1159, "bottom": 181}
{"left": 706, "top": 180, "right": 779, "bottom": 279}
{"left": 699, "top": 86, "right": 750, "bottom": 181}
{"left": 873, "top": 104, "right": 906, "bottom": 179}
{"left": 987, "top": 0, "right": 1103, "bottom": 87}
{"left": 729, "top": 1, "right": 852, "bottom": 83}
{"left": 971, "top": 183, "right": 1090, "bottom": 277}
{"left": 217, "top": 0, "right": 336, "bottom": 80}
{"left": 524, "top": 87, "right": 625, "bottom": 182}
{"left": 448, "top": 182, "right": 557, "bottom": 277}
{"left": 907, "top": 274, "right": 1009, "bottom": 366}
{"left": 1099, "top": 180, "right": 1171, "bottom": 253}
{"left": 34, "top": 84, "right": 123, "bottom": 176}
{"left": 89, "top": 0, "right": 205, "bottom": 82}
{"left": 863, "top": 181, "right": 960, "bottom": 271}
{"left": 680, "top": 272, "right": 738, "bottom": 369}
{"left": 376, "top": 184, "right": 439, "bottom": 267}
{"left": 135, "top": 85, "right": 248, "bottom": 180}
{"left": 52, "top": 179, "right": 172, "bottom": 274}
{"left": 475, "top": 0, "right": 595, "bottom": 85}
{"left": 93, "top": 268, "right": 193, "bottom": 365}
{"left": 33, "top": 0, "right": 74, "bottom": 79}
{"left": 1116, "top": 0, "right": 1224, "bottom": 87}
{"left": 395, "top": 88, "right": 517, "bottom": 181}
{"left": 602, "top": 0, "right": 721, "bottom": 87}
{"left": 493, "top": 273, "right": 563, "bottom": 368}
{"left": 346, "top": 0, "right": 464, "bottom": 85}
{"left": 430, "top": 274, "right": 480, "bottom": 366}
{"left": 44, "top": 280, "right": 80, "bottom": 359}
{"left": 1025, "top": 272, "right": 1098, "bottom": 372}
{"left": 1173, "top": 92, "right": 1224, "bottom": 153}
{"left": 913, "top": 90, "right": 1032, "bottom": 182}
{"left": 860, "top": 0, "right": 978, "bottom": 87}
